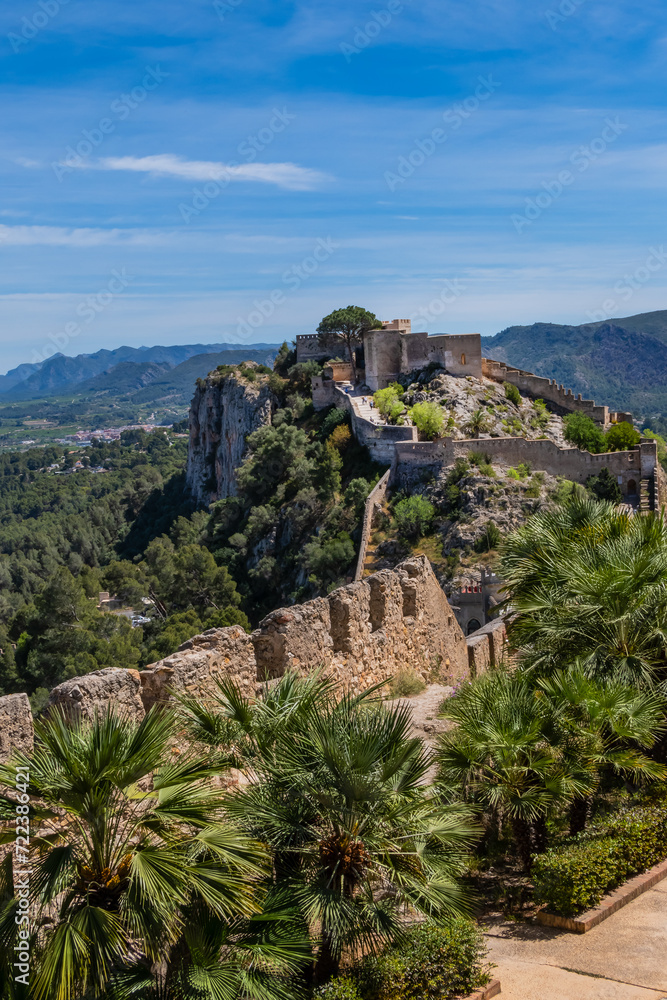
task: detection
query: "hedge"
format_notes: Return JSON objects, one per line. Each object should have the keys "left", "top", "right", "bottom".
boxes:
{"left": 532, "top": 802, "right": 667, "bottom": 917}
{"left": 315, "top": 919, "right": 490, "bottom": 1000}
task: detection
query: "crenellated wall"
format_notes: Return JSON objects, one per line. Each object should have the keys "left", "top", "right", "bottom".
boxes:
{"left": 0, "top": 557, "right": 487, "bottom": 760}
{"left": 391, "top": 435, "right": 653, "bottom": 500}
{"left": 481, "top": 357, "right": 633, "bottom": 428}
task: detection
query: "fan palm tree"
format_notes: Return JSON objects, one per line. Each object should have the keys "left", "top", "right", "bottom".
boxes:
{"left": 465, "top": 409, "right": 489, "bottom": 437}
{"left": 180, "top": 674, "right": 478, "bottom": 985}
{"left": 0, "top": 708, "right": 306, "bottom": 1000}
{"left": 500, "top": 497, "right": 667, "bottom": 690}
{"left": 437, "top": 668, "right": 665, "bottom": 867}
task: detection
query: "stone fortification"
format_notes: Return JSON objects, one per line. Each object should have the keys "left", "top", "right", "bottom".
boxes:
{"left": 311, "top": 378, "right": 417, "bottom": 463}
{"left": 46, "top": 667, "right": 145, "bottom": 724}
{"left": 392, "top": 435, "right": 659, "bottom": 503}
{"left": 482, "top": 357, "right": 632, "bottom": 428}
{"left": 0, "top": 557, "right": 496, "bottom": 760}
{"left": 0, "top": 693, "right": 33, "bottom": 760}
{"left": 140, "top": 625, "right": 257, "bottom": 711}
{"left": 186, "top": 367, "right": 277, "bottom": 503}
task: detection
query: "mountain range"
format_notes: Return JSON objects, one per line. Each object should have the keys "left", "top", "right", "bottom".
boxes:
{"left": 0, "top": 343, "right": 280, "bottom": 400}
{"left": 481, "top": 310, "right": 667, "bottom": 421}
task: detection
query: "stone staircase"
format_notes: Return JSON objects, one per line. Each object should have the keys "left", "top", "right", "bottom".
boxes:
{"left": 639, "top": 476, "right": 654, "bottom": 512}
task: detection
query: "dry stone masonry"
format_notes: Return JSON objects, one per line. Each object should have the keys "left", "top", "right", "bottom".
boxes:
{"left": 0, "top": 558, "right": 504, "bottom": 760}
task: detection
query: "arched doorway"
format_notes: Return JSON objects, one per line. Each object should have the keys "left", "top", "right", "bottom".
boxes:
{"left": 467, "top": 618, "right": 481, "bottom": 635}
{"left": 627, "top": 478, "right": 637, "bottom": 495}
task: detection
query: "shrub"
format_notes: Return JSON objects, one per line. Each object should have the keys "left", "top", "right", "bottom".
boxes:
{"left": 320, "top": 406, "right": 349, "bottom": 439}
{"left": 474, "top": 521, "right": 502, "bottom": 552}
{"left": 411, "top": 401, "right": 444, "bottom": 440}
{"left": 605, "top": 420, "right": 640, "bottom": 452}
{"left": 354, "top": 919, "right": 490, "bottom": 1000}
{"left": 329, "top": 424, "right": 352, "bottom": 452}
{"left": 503, "top": 381, "right": 521, "bottom": 406}
{"left": 313, "top": 978, "right": 362, "bottom": 1000}
{"left": 389, "top": 667, "right": 427, "bottom": 698}
{"left": 394, "top": 495, "right": 436, "bottom": 538}
{"left": 563, "top": 412, "right": 606, "bottom": 453}
{"left": 507, "top": 463, "right": 531, "bottom": 480}
{"left": 532, "top": 802, "right": 667, "bottom": 916}
{"left": 586, "top": 467, "right": 622, "bottom": 503}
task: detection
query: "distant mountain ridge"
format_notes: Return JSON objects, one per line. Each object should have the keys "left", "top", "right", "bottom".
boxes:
{"left": 0, "top": 342, "right": 281, "bottom": 400}
{"left": 481, "top": 310, "right": 667, "bottom": 419}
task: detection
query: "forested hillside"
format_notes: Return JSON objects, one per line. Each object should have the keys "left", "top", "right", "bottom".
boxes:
{"left": 0, "top": 349, "right": 382, "bottom": 707}
{"left": 481, "top": 311, "right": 667, "bottom": 424}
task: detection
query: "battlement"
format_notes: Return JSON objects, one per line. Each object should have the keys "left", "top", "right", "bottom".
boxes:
{"left": 481, "top": 357, "right": 633, "bottom": 429}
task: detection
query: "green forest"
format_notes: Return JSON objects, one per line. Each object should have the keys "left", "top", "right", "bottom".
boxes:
{"left": 0, "top": 347, "right": 382, "bottom": 707}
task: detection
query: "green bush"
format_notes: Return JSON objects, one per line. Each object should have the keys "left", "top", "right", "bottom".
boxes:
{"left": 353, "top": 919, "right": 490, "bottom": 1000}
{"left": 533, "top": 802, "right": 667, "bottom": 916}
{"left": 503, "top": 381, "right": 521, "bottom": 406}
{"left": 313, "top": 978, "right": 362, "bottom": 1000}
{"left": 563, "top": 412, "right": 606, "bottom": 453}
{"left": 411, "top": 401, "right": 444, "bottom": 440}
{"left": 474, "top": 521, "right": 501, "bottom": 552}
{"left": 605, "top": 420, "right": 640, "bottom": 452}
{"left": 394, "top": 496, "right": 436, "bottom": 538}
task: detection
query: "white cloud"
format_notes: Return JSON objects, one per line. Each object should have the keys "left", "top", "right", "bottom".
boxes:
{"left": 77, "top": 154, "right": 330, "bottom": 191}
{"left": 0, "top": 225, "right": 165, "bottom": 247}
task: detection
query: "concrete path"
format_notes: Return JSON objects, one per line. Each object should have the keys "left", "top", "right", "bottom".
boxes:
{"left": 484, "top": 880, "right": 667, "bottom": 999}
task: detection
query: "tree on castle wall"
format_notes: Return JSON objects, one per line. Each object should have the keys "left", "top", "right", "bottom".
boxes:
{"left": 316, "top": 306, "right": 381, "bottom": 383}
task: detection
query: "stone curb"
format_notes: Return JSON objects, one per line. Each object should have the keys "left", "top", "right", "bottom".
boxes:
{"left": 535, "top": 856, "right": 667, "bottom": 933}
{"left": 459, "top": 979, "right": 501, "bottom": 999}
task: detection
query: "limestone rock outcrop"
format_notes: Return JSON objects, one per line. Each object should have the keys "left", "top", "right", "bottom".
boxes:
{"left": 186, "top": 367, "right": 277, "bottom": 503}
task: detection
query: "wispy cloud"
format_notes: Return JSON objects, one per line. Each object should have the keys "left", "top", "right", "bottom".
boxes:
{"left": 0, "top": 225, "right": 164, "bottom": 247}
{"left": 72, "top": 154, "right": 330, "bottom": 191}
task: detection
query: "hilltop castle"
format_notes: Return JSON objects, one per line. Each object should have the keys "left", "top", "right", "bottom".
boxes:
{"left": 297, "top": 319, "right": 483, "bottom": 390}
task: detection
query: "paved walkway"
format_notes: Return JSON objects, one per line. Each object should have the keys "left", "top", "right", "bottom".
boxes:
{"left": 484, "top": 880, "right": 667, "bottom": 999}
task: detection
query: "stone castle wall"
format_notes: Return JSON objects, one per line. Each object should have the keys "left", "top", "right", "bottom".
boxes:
{"left": 311, "top": 378, "right": 416, "bottom": 463}
{"left": 391, "top": 435, "right": 655, "bottom": 499}
{"left": 0, "top": 557, "right": 499, "bottom": 761}
{"left": 482, "top": 357, "right": 633, "bottom": 428}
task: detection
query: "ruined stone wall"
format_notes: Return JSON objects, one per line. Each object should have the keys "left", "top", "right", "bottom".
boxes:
{"left": 392, "top": 435, "right": 649, "bottom": 498}
{"left": 0, "top": 557, "right": 478, "bottom": 758}
{"left": 186, "top": 369, "right": 277, "bottom": 504}
{"left": 354, "top": 469, "right": 391, "bottom": 582}
{"left": 400, "top": 332, "right": 483, "bottom": 379}
{"left": 482, "top": 357, "right": 633, "bottom": 428}
{"left": 0, "top": 694, "right": 33, "bottom": 762}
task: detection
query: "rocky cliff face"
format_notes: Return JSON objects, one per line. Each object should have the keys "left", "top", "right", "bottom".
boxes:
{"left": 186, "top": 366, "right": 277, "bottom": 504}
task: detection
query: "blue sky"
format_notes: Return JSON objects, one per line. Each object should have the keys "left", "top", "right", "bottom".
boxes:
{"left": 1, "top": 0, "right": 667, "bottom": 370}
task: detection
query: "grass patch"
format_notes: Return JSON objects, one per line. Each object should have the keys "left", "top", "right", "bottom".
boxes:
{"left": 389, "top": 668, "right": 427, "bottom": 698}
